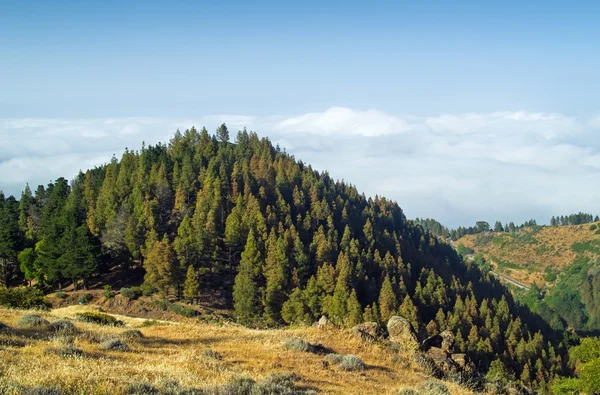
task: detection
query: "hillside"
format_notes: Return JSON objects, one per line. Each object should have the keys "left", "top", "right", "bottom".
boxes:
{"left": 457, "top": 224, "right": 600, "bottom": 287}
{"left": 457, "top": 224, "right": 600, "bottom": 330}
{"left": 0, "top": 126, "right": 575, "bottom": 392}
{"left": 0, "top": 304, "right": 471, "bottom": 394}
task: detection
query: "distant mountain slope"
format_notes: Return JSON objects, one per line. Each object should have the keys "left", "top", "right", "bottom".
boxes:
{"left": 457, "top": 224, "right": 600, "bottom": 287}
{"left": 457, "top": 224, "right": 600, "bottom": 330}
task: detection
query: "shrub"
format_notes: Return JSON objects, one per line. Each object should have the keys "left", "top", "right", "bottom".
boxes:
{"left": 77, "top": 293, "right": 91, "bottom": 305}
{"left": 51, "top": 319, "right": 77, "bottom": 334}
{"left": 169, "top": 303, "right": 198, "bottom": 318}
{"left": 325, "top": 353, "right": 344, "bottom": 364}
{"left": 396, "top": 389, "right": 418, "bottom": 395}
{"left": 55, "top": 292, "right": 67, "bottom": 300}
{"left": 202, "top": 349, "right": 222, "bottom": 360}
{"left": 121, "top": 329, "right": 144, "bottom": 341}
{"left": 123, "top": 382, "right": 158, "bottom": 395}
{"left": 590, "top": 224, "right": 598, "bottom": 231}
{"left": 338, "top": 355, "right": 365, "bottom": 371}
{"left": 0, "top": 287, "right": 48, "bottom": 309}
{"left": 45, "top": 345, "right": 84, "bottom": 358}
{"left": 99, "top": 338, "right": 129, "bottom": 351}
{"left": 17, "top": 314, "right": 50, "bottom": 329}
{"left": 23, "top": 385, "right": 62, "bottom": 395}
{"left": 219, "top": 377, "right": 255, "bottom": 394}
{"left": 140, "top": 283, "right": 156, "bottom": 296}
{"left": 76, "top": 312, "right": 124, "bottom": 326}
{"left": 254, "top": 373, "right": 316, "bottom": 395}
{"left": 284, "top": 337, "right": 316, "bottom": 353}
{"left": 419, "top": 380, "right": 449, "bottom": 395}
{"left": 103, "top": 285, "right": 114, "bottom": 299}
{"left": 120, "top": 287, "right": 142, "bottom": 300}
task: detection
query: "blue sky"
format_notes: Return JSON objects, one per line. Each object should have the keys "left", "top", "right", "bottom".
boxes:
{"left": 1, "top": 1, "right": 600, "bottom": 227}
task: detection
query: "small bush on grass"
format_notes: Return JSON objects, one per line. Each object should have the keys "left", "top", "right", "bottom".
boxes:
{"left": 325, "top": 353, "right": 365, "bottom": 371}
{"left": 120, "top": 287, "right": 143, "bottom": 300}
{"left": 51, "top": 319, "right": 77, "bottom": 334}
{"left": 99, "top": 338, "right": 129, "bottom": 351}
{"left": 396, "top": 389, "right": 418, "bottom": 395}
{"left": 45, "top": 345, "right": 84, "bottom": 358}
{"left": 202, "top": 349, "right": 222, "bottom": 360}
{"left": 419, "top": 380, "right": 449, "bottom": 395}
{"left": 54, "top": 291, "right": 67, "bottom": 299}
{"left": 17, "top": 314, "right": 50, "bottom": 329}
{"left": 121, "top": 329, "right": 144, "bottom": 341}
{"left": 123, "top": 381, "right": 159, "bottom": 395}
{"left": 0, "top": 287, "right": 49, "bottom": 310}
{"left": 23, "top": 385, "right": 62, "bottom": 395}
{"left": 219, "top": 377, "right": 255, "bottom": 394}
{"left": 0, "top": 338, "right": 26, "bottom": 347}
{"left": 140, "top": 283, "right": 156, "bottom": 296}
{"left": 284, "top": 337, "right": 316, "bottom": 353}
{"left": 76, "top": 311, "right": 124, "bottom": 326}
{"left": 339, "top": 355, "right": 365, "bottom": 371}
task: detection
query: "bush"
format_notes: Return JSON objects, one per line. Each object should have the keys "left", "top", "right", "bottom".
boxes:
{"left": 17, "top": 314, "right": 50, "bottom": 329}
{"left": 202, "top": 349, "right": 222, "bottom": 360}
{"left": 120, "top": 329, "right": 144, "bottom": 341}
{"left": 218, "top": 377, "right": 255, "bottom": 394}
{"left": 55, "top": 292, "right": 67, "bottom": 300}
{"left": 45, "top": 345, "right": 84, "bottom": 358}
{"left": 140, "top": 283, "right": 156, "bottom": 297}
{"left": 284, "top": 337, "right": 316, "bottom": 353}
{"left": 396, "top": 389, "right": 418, "bottom": 395}
{"left": 339, "top": 355, "right": 365, "bottom": 371}
{"left": 123, "top": 382, "right": 159, "bottom": 395}
{"left": 103, "top": 285, "right": 114, "bottom": 299}
{"left": 51, "top": 319, "right": 78, "bottom": 335}
{"left": 590, "top": 224, "right": 598, "bottom": 231}
{"left": 76, "top": 311, "right": 124, "bottom": 326}
{"left": 99, "top": 338, "right": 129, "bottom": 351}
{"left": 0, "top": 287, "right": 48, "bottom": 309}
{"left": 120, "top": 287, "right": 142, "bottom": 300}
{"left": 77, "top": 293, "right": 91, "bottom": 305}
{"left": 420, "top": 380, "right": 449, "bottom": 395}
{"left": 23, "top": 385, "right": 62, "bottom": 395}
{"left": 169, "top": 303, "right": 198, "bottom": 318}
{"left": 325, "top": 353, "right": 344, "bottom": 364}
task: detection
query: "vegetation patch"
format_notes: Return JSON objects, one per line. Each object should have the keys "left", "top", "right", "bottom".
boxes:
{"left": 54, "top": 292, "right": 67, "bottom": 300}
{"left": 76, "top": 311, "right": 124, "bottom": 326}
{"left": 51, "top": 319, "right": 78, "bottom": 334}
{"left": 120, "top": 287, "right": 142, "bottom": 300}
{"left": 202, "top": 348, "right": 222, "bottom": 360}
{"left": 150, "top": 299, "right": 198, "bottom": 318}
{"left": 45, "top": 345, "right": 84, "bottom": 358}
{"left": 284, "top": 337, "right": 317, "bottom": 353}
{"left": 419, "top": 380, "right": 449, "bottom": 395}
{"left": 17, "top": 314, "right": 50, "bottom": 329}
{"left": 0, "top": 287, "right": 48, "bottom": 310}
{"left": 120, "top": 329, "right": 144, "bottom": 341}
{"left": 99, "top": 337, "right": 129, "bottom": 351}
{"left": 325, "top": 353, "right": 365, "bottom": 371}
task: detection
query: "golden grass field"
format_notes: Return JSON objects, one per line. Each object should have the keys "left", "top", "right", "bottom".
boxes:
{"left": 0, "top": 304, "right": 473, "bottom": 394}
{"left": 457, "top": 223, "right": 600, "bottom": 287}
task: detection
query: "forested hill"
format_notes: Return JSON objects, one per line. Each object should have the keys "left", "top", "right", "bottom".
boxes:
{"left": 0, "top": 125, "right": 572, "bottom": 390}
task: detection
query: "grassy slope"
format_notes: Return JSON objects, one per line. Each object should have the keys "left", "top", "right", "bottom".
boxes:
{"left": 0, "top": 304, "right": 471, "bottom": 395}
{"left": 457, "top": 223, "right": 600, "bottom": 287}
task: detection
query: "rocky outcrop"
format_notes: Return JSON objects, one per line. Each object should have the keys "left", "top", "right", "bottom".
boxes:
{"left": 387, "top": 316, "right": 418, "bottom": 348}
{"left": 314, "top": 315, "right": 333, "bottom": 329}
{"left": 350, "top": 322, "right": 382, "bottom": 341}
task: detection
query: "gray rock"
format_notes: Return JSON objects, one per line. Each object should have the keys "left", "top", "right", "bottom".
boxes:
{"left": 387, "top": 316, "right": 418, "bottom": 348}
{"left": 350, "top": 322, "right": 381, "bottom": 341}
{"left": 440, "top": 330, "right": 455, "bottom": 354}
{"left": 315, "top": 315, "right": 333, "bottom": 329}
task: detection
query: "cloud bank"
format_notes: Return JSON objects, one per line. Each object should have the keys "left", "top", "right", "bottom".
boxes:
{"left": 1, "top": 108, "right": 599, "bottom": 228}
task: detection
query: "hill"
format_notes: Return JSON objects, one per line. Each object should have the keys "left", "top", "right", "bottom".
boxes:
{"left": 457, "top": 224, "right": 600, "bottom": 331}
{"left": 0, "top": 304, "right": 474, "bottom": 394}
{"left": 0, "top": 125, "right": 576, "bottom": 391}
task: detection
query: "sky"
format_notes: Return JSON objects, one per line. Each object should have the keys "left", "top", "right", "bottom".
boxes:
{"left": 1, "top": 1, "right": 599, "bottom": 228}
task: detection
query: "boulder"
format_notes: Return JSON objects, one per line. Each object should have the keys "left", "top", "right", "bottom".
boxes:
{"left": 350, "top": 322, "right": 381, "bottom": 341}
{"left": 387, "top": 316, "right": 418, "bottom": 348}
{"left": 440, "top": 330, "right": 455, "bottom": 354}
{"left": 451, "top": 353, "right": 477, "bottom": 377}
{"left": 420, "top": 333, "right": 443, "bottom": 351}
{"left": 315, "top": 315, "right": 333, "bottom": 329}
{"left": 426, "top": 347, "right": 455, "bottom": 375}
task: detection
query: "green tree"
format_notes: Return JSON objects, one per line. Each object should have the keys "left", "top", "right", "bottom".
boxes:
{"left": 378, "top": 275, "right": 398, "bottom": 323}
{"left": 144, "top": 236, "right": 177, "bottom": 297}
{"left": 183, "top": 265, "right": 200, "bottom": 303}
{"left": 233, "top": 229, "right": 263, "bottom": 324}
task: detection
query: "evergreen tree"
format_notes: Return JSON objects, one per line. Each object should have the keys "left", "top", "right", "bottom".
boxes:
{"left": 183, "top": 265, "right": 200, "bottom": 303}
{"left": 378, "top": 274, "right": 399, "bottom": 323}
{"left": 144, "top": 236, "right": 177, "bottom": 297}
{"left": 233, "top": 229, "right": 262, "bottom": 324}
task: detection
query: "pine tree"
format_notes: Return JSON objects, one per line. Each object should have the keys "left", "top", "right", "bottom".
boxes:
{"left": 378, "top": 275, "right": 399, "bottom": 323}
{"left": 345, "top": 288, "right": 363, "bottom": 327}
{"left": 327, "top": 252, "right": 352, "bottom": 325}
{"left": 281, "top": 287, "right": 310, "bottom": 325}
{"left": 183, "top": 265, "right": 200, "bottom": 303}
{"left": 399, "top": 295, "right": 420, "bottom": 332}
{"left": 144, "top": 236, "right": 177, "bottom": 297}
{"left": 233, "top": 229, "right": 262, "bottom": 324}
{"left": 263, "top": 231, "right": 289, "bottom": 325}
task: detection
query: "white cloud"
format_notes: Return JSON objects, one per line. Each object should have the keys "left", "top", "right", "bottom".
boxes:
{"left": 1, "top": 107, "right": 599, "bottom": 228}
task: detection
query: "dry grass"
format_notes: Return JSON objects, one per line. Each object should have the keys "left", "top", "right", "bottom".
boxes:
{"left": 458, "top": 223, "right": 600, "bottom": 286}
{"left": 0, "top": 306, "right": 474, "bottom": 394}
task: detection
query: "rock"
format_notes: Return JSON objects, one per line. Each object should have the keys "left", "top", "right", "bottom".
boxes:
{"left": 426, "top": 347, "right": 455, "bottom": 374}
{"left": 350, "top": 322, "right": 381, "bottom": 341}
{"left": 451, "top": 353, "right": 477, "bottom": 377}
{"left": 387, "top": 316, "right": 418, "bottom": 348}
{"left": 420, "top": 333, "right": 443, "bottom": 351}
{"left": 315, "top": 315, "right": 333, "bottom": 329}
{"left": 440, "top": 330, "right": 455, "bottom": 354}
